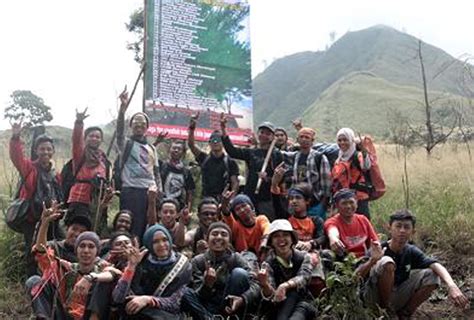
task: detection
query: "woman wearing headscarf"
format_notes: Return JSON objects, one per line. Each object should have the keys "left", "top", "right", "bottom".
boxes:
{"left": 331, "top": 128, "right": 372, "bottom": 218}
{"left": 112, "top": 224, "right": 192, "bottom": 319}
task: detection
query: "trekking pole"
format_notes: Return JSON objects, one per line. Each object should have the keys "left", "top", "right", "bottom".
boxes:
{"left": 255, "top": 138, "right": 277, "bottom": 195}
{"left": 106, "top": 63, "right": 146, "bottom": 157}
{"left": 93, "top": 178, "right": 104, "bottom": 233}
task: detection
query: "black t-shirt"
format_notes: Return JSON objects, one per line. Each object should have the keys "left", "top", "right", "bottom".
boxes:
{"left": 160, "top": 161, "right": 196, "bottom": 207}
{"left": 196, "top": 152, "right": 239, "bottom": 198}
{"left": 381, "top": 241, "right": 437, "bottom": 286}
{"left": 296, "top": 153, "right": 308, "bottom": 182}
{"left": 47, "top": 240, "right": 77, "bottom": 263}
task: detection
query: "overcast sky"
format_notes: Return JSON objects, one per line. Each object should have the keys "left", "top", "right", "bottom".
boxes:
{"left": 0, "top": 0, "right": 473, "bottom": 130}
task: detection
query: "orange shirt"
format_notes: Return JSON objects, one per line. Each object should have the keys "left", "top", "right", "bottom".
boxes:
{"left": 223, "top": 214, "right": 270, "bottom": 253}
{"left": 288, "top": 216, "right": 316, "bottom": 242}
{"left": 324, "top": 213, "right": 378, "bottom": 257}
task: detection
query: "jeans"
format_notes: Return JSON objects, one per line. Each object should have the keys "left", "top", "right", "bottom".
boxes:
{"left": 26, "top": 275, "right": 69, "bottom": 319}
{"left": 182, "top": 268, "right": 250, "bottom": 319}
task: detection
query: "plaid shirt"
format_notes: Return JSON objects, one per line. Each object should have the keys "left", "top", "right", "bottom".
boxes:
{"left": 283, "top": 149, "right": 332, "bottom": 201}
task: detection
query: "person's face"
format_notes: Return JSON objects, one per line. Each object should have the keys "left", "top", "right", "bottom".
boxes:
{"left": 337, "top": 135, "right": 351, "bottom": 152}
{"left": 131, "top": 114, "right": 148, "bottom": 136}
{"left": 336, "top": 198, "right": 357, "bottom": 218}
{"left": 65, "top": 223, "right": 88, "bottom": 246}
{"left": 170, "top": 143, "right": 184, "bottom": 160}
{"left": 85, "top": 130, "right": 102, "bottom": 149}
{"left": 275, "top": 131, "right": 287, "bottom": 147}
{"left": 111, "top": 235, "right": 132, "bottom": 259}
{"left": 233, "top": 203, "right": 255, "bottom": 227}
{"left": 115, "top": 213, "right": 132, "bottom": 232}
{"left": 257, "top": 128, "right": 274, "bottom": 145}
{"left": 152, "top": 231, "right": 170, "bottom": 259}
{"left": 298, "top": 133, "right": 314, "bottom": 150}
{"left": 35, "top": 142, "right": 55, "bottom": 165}
{"left": 288, "top": 194, "right": 309, "bottom": 215}
{"left": 270, "top": 231, "right": 293, "bottom": 257}
{"left": 207, "top": 227, "right": 230, "bottom": 253}
{"left": 389, "top": 220, "right": 414, "bottom": 245}
{"left": 198, "top": 204, "right": 219, "bottom": 227}
{"left": 76, "top": 240, "right": 98, "bottom": 265}
{"left": 209, "top": 140, "right": 223, "bottom": 153}
{"left": 160, "top": 203, "right": 178, "bottom": 228}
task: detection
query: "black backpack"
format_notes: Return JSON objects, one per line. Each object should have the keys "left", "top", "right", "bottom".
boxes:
{"left": 312, "top": 143, "right": 339, "bottom": 168}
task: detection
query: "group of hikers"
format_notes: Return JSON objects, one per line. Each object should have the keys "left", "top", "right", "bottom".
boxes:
{"left": 7, "top": 88, "right": 469, "bottom": 319}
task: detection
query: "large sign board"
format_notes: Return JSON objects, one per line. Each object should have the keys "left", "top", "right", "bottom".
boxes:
{"left": 144, "top": 0, "right": 252, "bottom": 145}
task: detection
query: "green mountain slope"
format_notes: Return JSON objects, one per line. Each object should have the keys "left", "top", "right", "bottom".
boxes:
{"left": 253, "top": 25, "right": 474, "bottom": 130}
{"left": 302, "top": 72, "right": 470, "bottom": 140}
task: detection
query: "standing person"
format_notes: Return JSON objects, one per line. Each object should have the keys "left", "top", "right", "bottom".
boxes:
{"left": 331, "top": 128, "right": 371, "bottom": 218}
{"left": 112, "top": 224, "right": 192, "bottom": 320}
{"left": 282, "top": 127, "right": 332, "bottom": 219}
{"left": 9, "top": 123, "right": 63, "bottom": 276}
{"left": 160, "top": 140, "right": 195, "bottom": 211}
{"left": 257, "top": 219, "right": 317, "bottom": 320}
{"left": 358, "top": 210, "right": 469, "bottom": 318}
{"left": 188, "top": 113, "right": 239, "bottom": 200}
{"left": 182, "top": 222, "right": 260, "bottom": 319}
{"left": 67, "top": 108, "right": 112, "bottom": 234}
{"left": 324, "top": 189, "right": 378, "bottom": 259}
{"left": 221, "top": 114, "right": 283, "bottom": 221}
{"left": 116, "top": 88, "right": 162, "bottom": 239}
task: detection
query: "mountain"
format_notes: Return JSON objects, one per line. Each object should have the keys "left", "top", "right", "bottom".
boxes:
{"left": 253, "top": 25, "right": 474, "bottom": 137}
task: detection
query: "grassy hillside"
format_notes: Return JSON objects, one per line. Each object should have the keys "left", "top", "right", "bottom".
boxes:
{"left": 301, "top": 72, "right": 473, "bottom": 141}
{"left": 253, "top": 25, "right": 474, "bottom": 130}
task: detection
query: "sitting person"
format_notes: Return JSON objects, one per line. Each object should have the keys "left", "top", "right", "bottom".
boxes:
{"left": 112, "top": 224, "right": 192, "bottom": 319}
{"left": 182, "top": 222, "right": 260, "bottom": 319}
{"left": 324, "top": 189, "right": 378, "bottom": 258}
{"left": 221, "top": 193, "right": 270, "bottom": 257}
{"left": 87, "top": 231, "right": 134, "bottom": 320}
{"left": 100, "top": 209, "right": 136, "bottom": 256}
{"left": 358, "top": 210, "right": 469, "bottom": 318}
{"left": 26, "top": 203, "right": 114, "bottom": 320}
{"left": 184, "top": 197, "right": 221, "bottom": 256}
{"left": 258, "top": 219, "right": 317, "bottom": 320}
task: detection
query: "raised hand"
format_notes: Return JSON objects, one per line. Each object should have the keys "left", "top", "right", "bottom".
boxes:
{"left": 257, "top": 264, "right": 269, "bottom": 287}
{"left": 119, "top": 85, "right": 129, "bottom": 112}
{"left": 220, "top": 112, "right": 227, "bottom": 133}
{"left": 225, "top": 295, "right": 244, "bottom": 314}
{"left": 196, "top": 239, "right": 208, "bottom": 254}
{"left": 292, "top": 118, "right": 302, "bottom": 131}
{"left": 75, "top": 107, "right": 89, "bottom": 122}
{"left": 153, "top": 131, "right": 169, "bottom": 146}
{"left": 220, "top": 184, "right": 235, "bottom": 214}
{"left": 41, "top": 201, "right": 63, "bottom": 223}
{"left": 189, "top": 112, "right": 200, "bottom": 130}
{"left": 11, "top": 122, "right": 23, "bottom": 137}
{"left": 125, "top": 244, "right": 148, "bottom": 267}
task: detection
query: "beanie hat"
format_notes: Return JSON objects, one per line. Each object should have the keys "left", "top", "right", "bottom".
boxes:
{"left": 207, "top": 221, "right": 232, "bottom": 241}
{"left": 230, "top": 194, "right": 255, "bottom": 213}
{"left": 129, "top": 112, "right": 150, "bottom": 128}
{"left": 74, "top": 231, "right": 100, "bottom": 252}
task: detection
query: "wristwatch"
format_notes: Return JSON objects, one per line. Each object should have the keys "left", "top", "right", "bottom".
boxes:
{"left": 83, "top": 274, "right": 97, "bottom": 283}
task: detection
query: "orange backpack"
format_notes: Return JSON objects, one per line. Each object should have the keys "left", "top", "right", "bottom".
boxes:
{"left": 356, "top": 135, "right": 386, "bottom": 200}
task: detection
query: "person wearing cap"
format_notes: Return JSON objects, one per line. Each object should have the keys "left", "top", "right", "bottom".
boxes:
{"left": 66, "top": 107, "right": 112, "bottom": 235}
{"left": 257, "top": 219, "right": 317, "bottom": 320}
{"left": 184, "top": 197, "right": 221, "bottom": 256}
{"left": 26, "top": 203, "right": 115, "bottom": 320}
{"left": 324, "top": 188, "right": 378, "bottom": 258}
{"left": 182, "top": 221, "right": 260, "bottom": 319}
{"left": 221, "top": 114, "right": 284, "bottom": 221}
{"left": 9, "top": 122, "right": 63, "bottom": 276}
{"left": 277, "top": 127, "right": 332, "bottom": 220}
{"left": 221, "top": 193, "right": 270, "bottom": 256}
{"left": 116, "top": 88, "right": 162, "bottom": 239}
{"left": 188, "top": 113, "right": 239, "bottom": 200}
{"left": 159, "top": 139, "right": 195, "bottom": 211}
{"left": 112, "top": 224, "right": 192, "bottom": 319}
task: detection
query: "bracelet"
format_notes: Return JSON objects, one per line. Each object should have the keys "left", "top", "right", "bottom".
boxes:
{"left": 83, "top": 274, "right": 96, "bottom": 283}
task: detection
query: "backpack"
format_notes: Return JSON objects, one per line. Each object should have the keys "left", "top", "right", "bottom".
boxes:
{"left": 61, "top": 156, "right": 111, "bottom": 203}
{"left": 200, "top": 153, "right": 230, "bottom": 183}
{"left": 352, "top": 136, "right": 386, "bottom": 201}
{"left": 312, "top": 143, "right": 339, "bottom": 168}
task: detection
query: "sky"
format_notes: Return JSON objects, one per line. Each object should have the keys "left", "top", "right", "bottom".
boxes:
{"left": 0, "top": 0, "right": 473, "bottom": 130}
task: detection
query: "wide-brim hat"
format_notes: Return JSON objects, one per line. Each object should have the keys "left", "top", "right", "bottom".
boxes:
{"left": 268, "top": 219, "right": 298, "bottom": 246}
